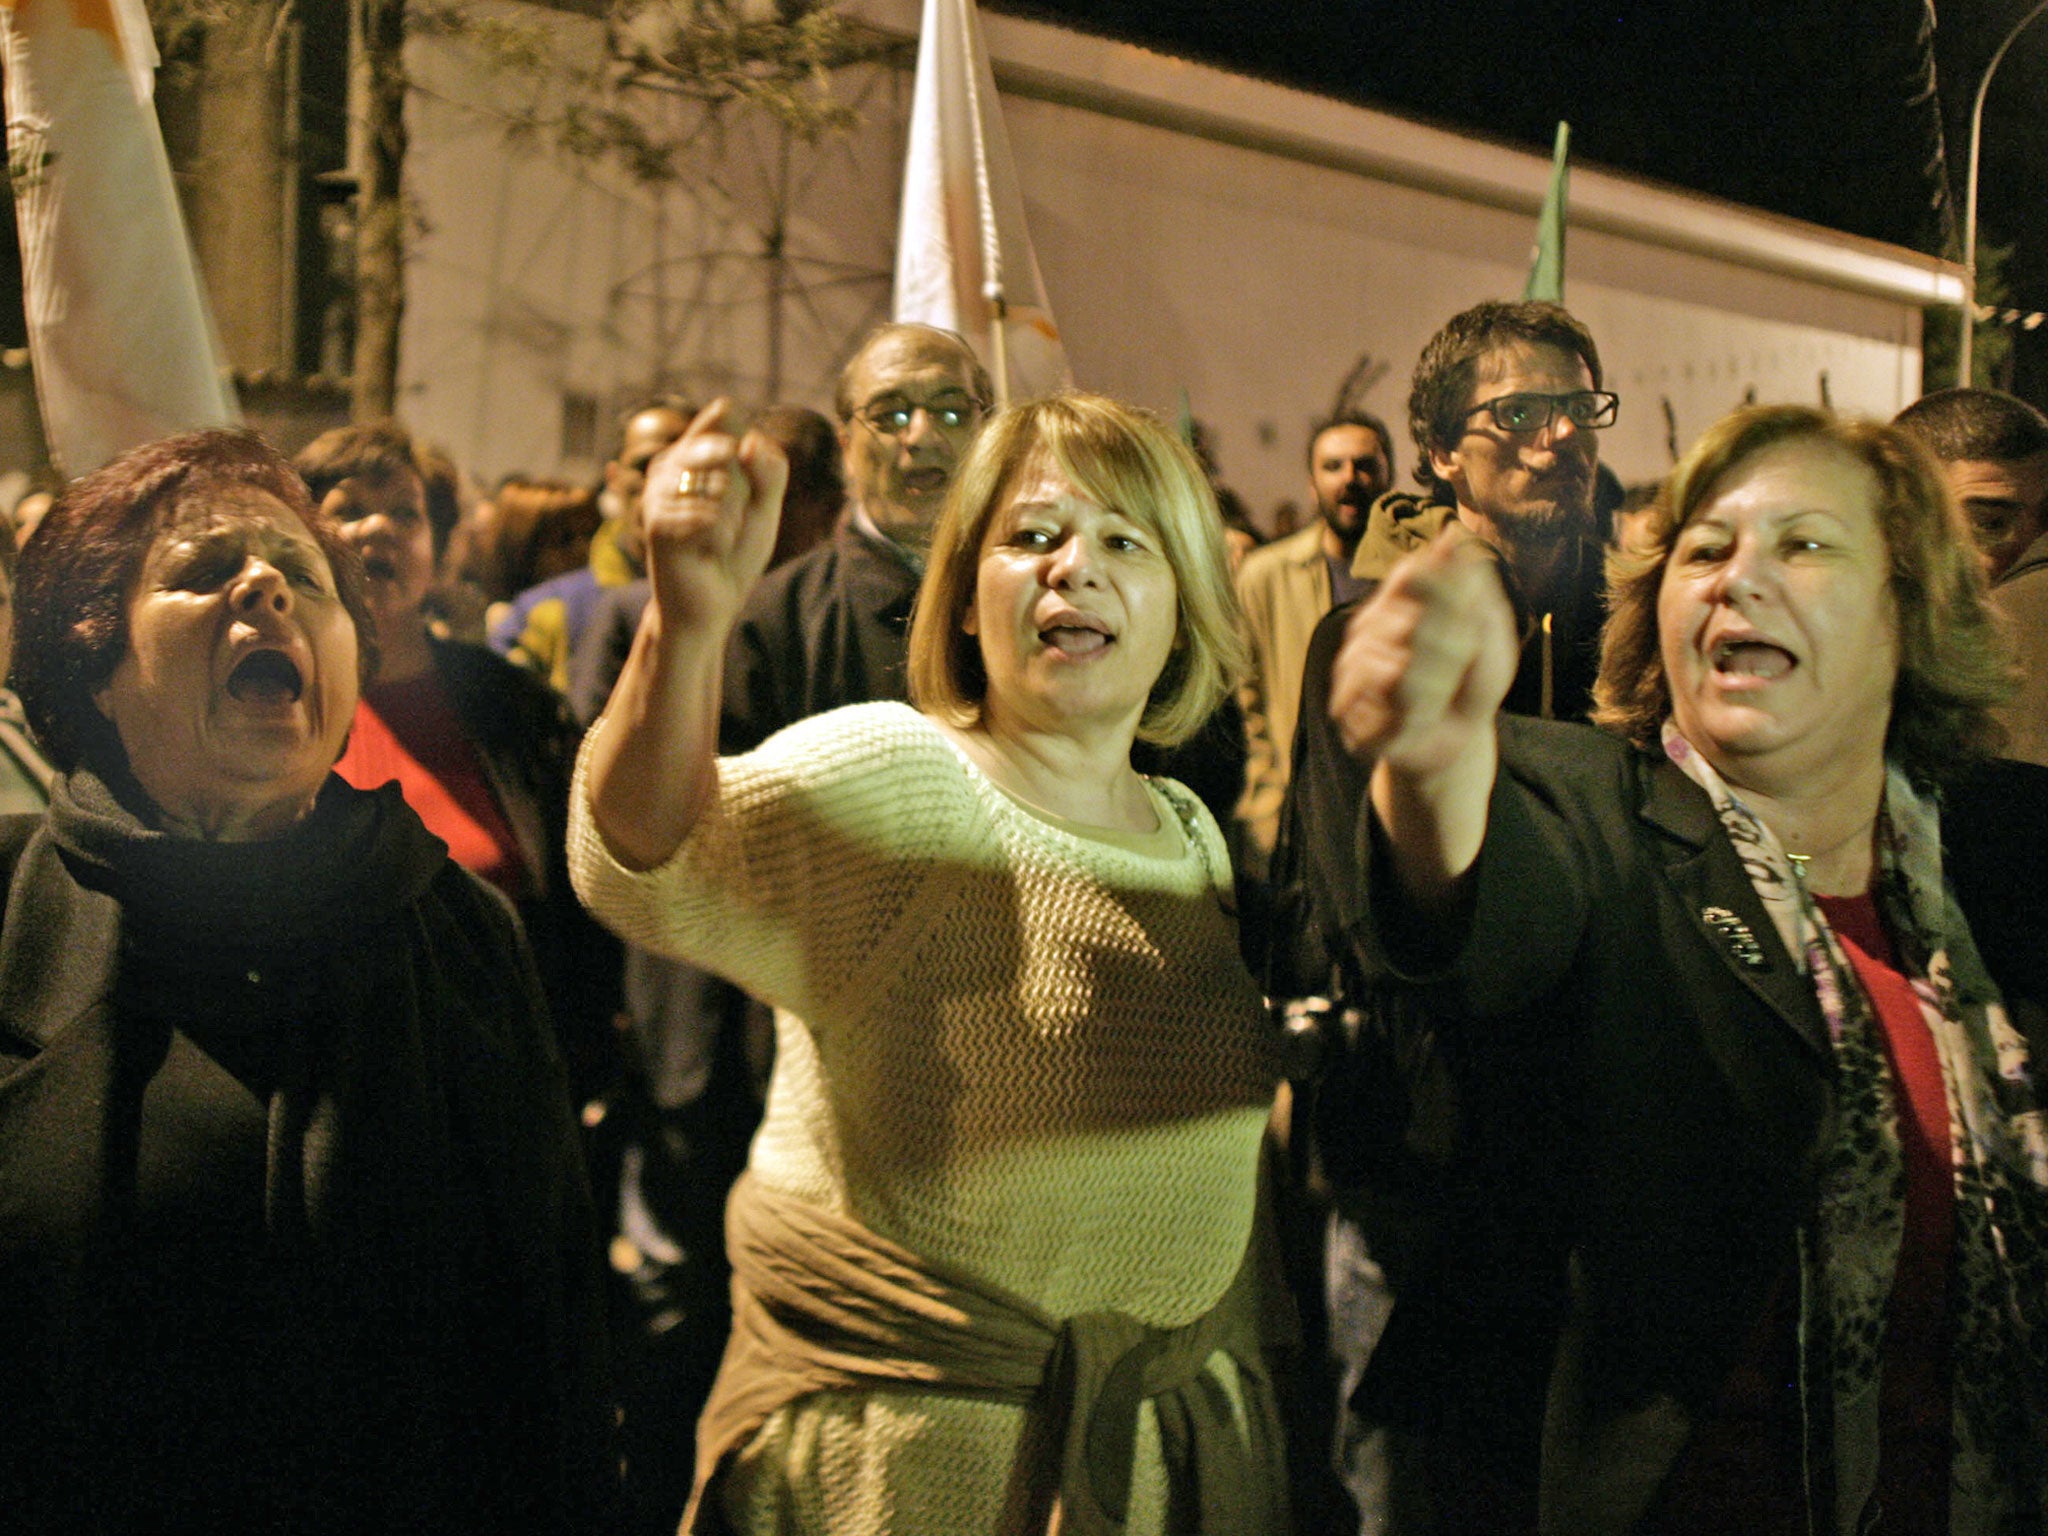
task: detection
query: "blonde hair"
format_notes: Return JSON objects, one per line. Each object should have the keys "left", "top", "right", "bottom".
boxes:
{"left": 908, "top": 392, "right": 1248, "bottom": 748}
{"left": 1594, "top": 403, "right": 2014, "bottom": 785}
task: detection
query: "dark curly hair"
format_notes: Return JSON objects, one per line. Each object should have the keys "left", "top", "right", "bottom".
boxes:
{"left": 1407, "top": 301, "right": 1603, "bottom": 497}
{"left": 1593, "top": 404, "right": 2013, "bottom": 788}
{"left": 15, "top": 428, "right": 376, "bottom": 775}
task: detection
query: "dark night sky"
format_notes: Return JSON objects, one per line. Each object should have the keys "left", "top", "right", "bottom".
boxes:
{"left": 995, "top": 0, "right": 2048, "bottom": 400}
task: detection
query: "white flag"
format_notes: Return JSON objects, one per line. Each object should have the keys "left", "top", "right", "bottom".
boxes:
{"left": 2, "top": 0, "right": 239, "bottom": 478}
{"left": 893, "top": 0, "right": 1070, "bottom": 405}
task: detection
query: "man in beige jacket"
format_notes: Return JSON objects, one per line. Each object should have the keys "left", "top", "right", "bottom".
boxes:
{"left": 1232, "top": 411, "right": 1395, "bottom": 875}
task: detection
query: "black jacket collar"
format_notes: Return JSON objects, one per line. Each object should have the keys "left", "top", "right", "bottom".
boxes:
{"left": 1634, "top": 750, "right": 1831, "bottom": 1062}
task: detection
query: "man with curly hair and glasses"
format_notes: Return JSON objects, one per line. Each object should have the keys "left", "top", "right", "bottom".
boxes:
{"left": 1271, "top": 300, "right": 1619, "bottom": 1535}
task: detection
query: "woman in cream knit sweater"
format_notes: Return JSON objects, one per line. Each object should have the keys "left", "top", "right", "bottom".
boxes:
{"left": 572, "top": 392, "right": 1289, "bottom": 1535}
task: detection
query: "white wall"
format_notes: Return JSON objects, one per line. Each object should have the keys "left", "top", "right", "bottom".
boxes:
{"left": 998, "top": 90, "right": 1925, "bottom": 517}
{"left": 402, "top": 15, "right": 903, "bottom": 485}
{"left": 400, "top": 4, "right": 1941, "bottom": 525}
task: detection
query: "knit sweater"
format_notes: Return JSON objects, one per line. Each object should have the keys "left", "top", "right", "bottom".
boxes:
{"left": 569, "top": 702, "right": 1280, "bottom": 1534}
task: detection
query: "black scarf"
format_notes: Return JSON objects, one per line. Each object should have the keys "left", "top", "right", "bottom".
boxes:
{"left": 46, "top": 765, "right": 445, "bottom": 972}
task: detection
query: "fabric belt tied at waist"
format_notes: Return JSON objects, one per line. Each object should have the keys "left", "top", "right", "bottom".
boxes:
{"left": 684, "top": 1171, "right": 1294, "bottom": 1535}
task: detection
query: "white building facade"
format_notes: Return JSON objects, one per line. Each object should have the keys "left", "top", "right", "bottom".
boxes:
{"left": 399, "top": 0, "right": 1960, "bottom": 520}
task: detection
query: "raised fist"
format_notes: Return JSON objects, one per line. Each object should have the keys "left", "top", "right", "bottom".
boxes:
{"left": 1327, "top": 523, "right": 1519, "bottom": 779}
{"left": 641, "top": 400, "right": 789, "bottom": 635}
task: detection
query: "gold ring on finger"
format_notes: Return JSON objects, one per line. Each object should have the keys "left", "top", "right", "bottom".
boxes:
{"left": 676, "top": 467, "right": 728, "bottom": 500}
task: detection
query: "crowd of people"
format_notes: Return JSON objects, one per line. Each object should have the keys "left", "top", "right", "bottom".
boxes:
{"left": 0, "top": 296, "right": 2044, "bottom": 1536}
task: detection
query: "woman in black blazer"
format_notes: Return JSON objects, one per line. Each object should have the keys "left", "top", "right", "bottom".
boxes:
{"left": 1327, "top": 403, "right": 2047, "bottom": 1535}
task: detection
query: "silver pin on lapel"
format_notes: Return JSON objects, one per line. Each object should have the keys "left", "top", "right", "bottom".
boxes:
{"left": 1701, "top": 906, "right": 1769, "bottom": 970}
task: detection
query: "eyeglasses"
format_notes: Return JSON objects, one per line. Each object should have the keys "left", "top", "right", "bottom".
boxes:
{"left": 1461, "top": 390, "right": 1619, "bottom": 435}
{"left": 855, "top": 397, "right": 986, "bottom": 437}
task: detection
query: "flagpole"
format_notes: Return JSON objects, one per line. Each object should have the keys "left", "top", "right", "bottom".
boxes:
{"left": 985, "top": 284, "right": 1011, "bottom": 410}
{"left": 956, "top": 0, "right": 1010, "bottom": 408}
{"left": 1960, "top": 0, "right": 2048, "bottom": 388}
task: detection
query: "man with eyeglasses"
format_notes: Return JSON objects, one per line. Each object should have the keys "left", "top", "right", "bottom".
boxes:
{"left": 1269, "top": 301, "right": 1616, "bottom": 1536}
{"left": 721, "top": 322, "right": 993, "bottom": 751}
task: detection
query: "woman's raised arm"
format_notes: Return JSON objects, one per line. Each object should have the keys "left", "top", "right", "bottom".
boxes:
{"left": 585, "top": 401, "right": 788, "bottom": 871}
{"left": 1327, "top": 525, "right": 1519, "bottom": 916}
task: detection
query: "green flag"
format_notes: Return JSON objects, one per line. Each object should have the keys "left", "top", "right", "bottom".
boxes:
{"left": 1524, "top": 121, "right": 1570, "bottom": 303}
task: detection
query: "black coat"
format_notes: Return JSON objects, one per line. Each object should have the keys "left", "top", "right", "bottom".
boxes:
{"left": 568, "top": 579, "right": 651, "bottom": 729}
{"left": 719, "top": 522, "right": 919, "bottom": 755}
{"left": 0, "top": 773, "right": 617, "bottom": 1533}
{"left": 429, "top": 637, "right": 620, "bottom": 1104}
{"left": 1321, "top": 716, "right": 2048, "bottom": 1496}
{"left": 1264, "top": 532, "right": 1606, "bottom": 995}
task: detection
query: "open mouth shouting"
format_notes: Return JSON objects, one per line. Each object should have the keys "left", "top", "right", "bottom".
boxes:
{"left": 226, "top": 647, "right": 306, "bottom": 706}
{"left": 1039, "top": 609, "right": 1113, "bottom": 658}
{"left": 1709, "top": 633, "right": 1796, "bottom": 683}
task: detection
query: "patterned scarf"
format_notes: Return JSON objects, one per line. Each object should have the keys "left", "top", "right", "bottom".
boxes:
{"left": 1663, "top": 724, "right": 2048, "bottom": 1534}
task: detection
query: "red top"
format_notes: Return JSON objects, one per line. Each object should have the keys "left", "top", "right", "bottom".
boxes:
{"left": 334, "top": 670, "right": 530, "bottom": 902}
{"left": 1650, "top": 892, "right": 1952, "bottom": 1534}
{"left": 1817, "top": 891, "right": 1953, "bottom": 1535}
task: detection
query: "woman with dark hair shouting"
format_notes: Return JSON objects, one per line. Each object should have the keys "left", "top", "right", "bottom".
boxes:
{"left": 0, "top": 428, "right": 615, "bottom": 1533}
